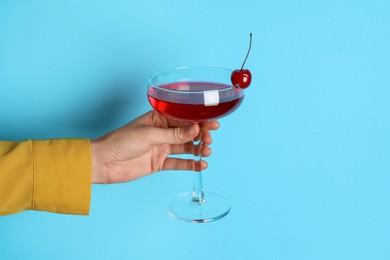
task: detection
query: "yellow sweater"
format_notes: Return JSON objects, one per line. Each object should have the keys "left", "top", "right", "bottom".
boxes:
{"left": 0, "top": 139, "right": 91, "bottom": 216}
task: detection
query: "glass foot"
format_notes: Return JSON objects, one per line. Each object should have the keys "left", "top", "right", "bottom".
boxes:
{"left": 167, "top": 192, "right": 231, "bottom": 223}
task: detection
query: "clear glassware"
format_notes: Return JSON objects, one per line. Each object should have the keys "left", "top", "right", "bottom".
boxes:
{"left": 147, "top": 66, "right": 245, "bottom": 223}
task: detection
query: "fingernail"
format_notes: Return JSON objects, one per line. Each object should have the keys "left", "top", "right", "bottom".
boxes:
{"left": 188, "top": 124, "right": 196, "bottom": 135}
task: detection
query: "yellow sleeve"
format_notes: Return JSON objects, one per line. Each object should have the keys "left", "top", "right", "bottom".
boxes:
{"left": 0, "top": 139, "right": 91, "bottom": 216}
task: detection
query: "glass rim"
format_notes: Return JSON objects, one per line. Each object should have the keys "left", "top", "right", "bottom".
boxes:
{"left": 148, "top": 66, "right": 242, "bottom": 95}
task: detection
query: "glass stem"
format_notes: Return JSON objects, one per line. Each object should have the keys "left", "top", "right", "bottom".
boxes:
{"left": 192, "top": 130, "right": 205, "bottom": 204}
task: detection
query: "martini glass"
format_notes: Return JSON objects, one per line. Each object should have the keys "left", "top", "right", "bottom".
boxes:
{"left": 147, "top": 66, "right": 245, "bottom": 223}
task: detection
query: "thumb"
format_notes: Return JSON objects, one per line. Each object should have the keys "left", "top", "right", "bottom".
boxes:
{"left": 149, "top": 124, "right": 199, "bottom": 145}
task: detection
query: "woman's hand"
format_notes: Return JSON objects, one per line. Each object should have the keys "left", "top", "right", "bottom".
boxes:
{"left": 91, "top": 110, "right": 219, "bottom": 184}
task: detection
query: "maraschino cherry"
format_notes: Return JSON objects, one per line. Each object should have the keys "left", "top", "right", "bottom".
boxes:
{"left": 231, "top": 33, "right": 252, "bottom": 89}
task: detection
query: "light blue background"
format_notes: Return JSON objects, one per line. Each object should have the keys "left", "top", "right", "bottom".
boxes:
{"left": 1, "top": 0, "right": 390, "bottom": 259}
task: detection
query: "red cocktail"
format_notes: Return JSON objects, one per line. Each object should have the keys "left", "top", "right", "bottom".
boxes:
{"left": 148, "top": 81, "right": 244, "bottom": 122}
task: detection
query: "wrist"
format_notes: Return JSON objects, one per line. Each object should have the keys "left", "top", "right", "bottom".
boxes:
{"left": 91, "top": 139, "right": 107, "bottom": 184}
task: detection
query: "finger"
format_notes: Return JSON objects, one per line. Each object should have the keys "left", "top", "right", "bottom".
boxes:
{"left": 170, "top": 142, "right": 194, "bottom": 154}
{"left": 142, "top": 110, "right": 190, "bottom": 128}
{"left": 162, "top": 158, "right": 208, "bottom": 171}
{"left": 201, "top": 145, "right": 212, "bottom": 157}
{"left": 200, "top": 120, "right": 220, "bottom": 131}
{"left": 202, "top": 130, "right": 213, "bottom": 145}
{"left": 170, "top": 143, "right": 211, "bottom": 157}
{"left": 194, "top": 129, "right": 214, "bottom": 143}
{"left": 147, "top": 124, "right": 200, "bottom": 145}
{"left": 165, "top": 116, "right": 219, "bottom": 130}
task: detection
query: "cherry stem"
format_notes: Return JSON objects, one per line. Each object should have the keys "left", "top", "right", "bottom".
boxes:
{"left": 240, "top": 33, "right": 252, "bottom": 70}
